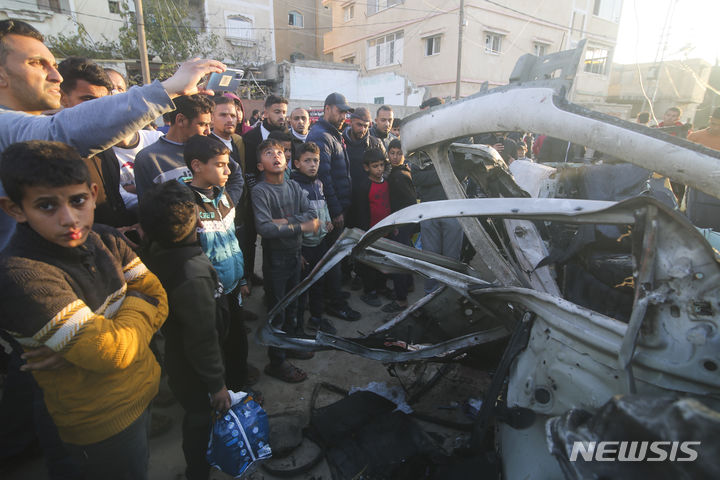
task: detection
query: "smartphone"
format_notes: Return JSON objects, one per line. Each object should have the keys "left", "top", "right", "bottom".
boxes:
{"left": 206, "top": 68, "right": 244, "bottom": 92}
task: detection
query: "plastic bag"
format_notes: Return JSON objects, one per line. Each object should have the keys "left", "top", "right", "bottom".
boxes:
{"left": 206, "top": 390, "right": 272, "bottom": 478}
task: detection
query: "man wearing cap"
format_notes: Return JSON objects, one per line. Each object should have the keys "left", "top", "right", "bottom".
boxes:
{"left": 306, "top": 92, "right": 361, "bottom": 321}
{"left": 343, "top": 106, "right": 386, "bottom": 227}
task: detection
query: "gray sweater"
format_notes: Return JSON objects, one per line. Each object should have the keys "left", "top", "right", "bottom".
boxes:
{"left": 135, "top": 135, "right": 245, "bottom": 202}
{"left": 134, "top": 137, "right": 189, "bottom": 199}
{"left": 0, "top": 80, "right": 175, "bottom": 249}
{"left": 251, "top": 179, "right": 317, "bottom": 253}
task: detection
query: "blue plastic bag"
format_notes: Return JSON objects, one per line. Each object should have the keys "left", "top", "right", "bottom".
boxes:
{"left": 206, "top": 390, "right": 272, "bottom": 477}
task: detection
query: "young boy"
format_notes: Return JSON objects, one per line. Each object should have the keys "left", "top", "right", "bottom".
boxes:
{"left": 290, "top": 142, "right": 336, "bottom": 335}
{"left": 0, "top": 141, "right": 168, "bottom": 479}
{"left": 183, "top": 134, "right": 254, "bottom": 392}
{"left": 351, "top": 148, "right": 393, "bottom": 307}
{"left": 252, "top": 139, "right": 319, "bottom": 383}
{"left": 384, "top": 139, "right": 417, "bottom": 313}
{"left": 267, "top": 129, "right": 294, "bottom": 180}
{"left": 139, "top": 181, "right": 231, "bottom": 480}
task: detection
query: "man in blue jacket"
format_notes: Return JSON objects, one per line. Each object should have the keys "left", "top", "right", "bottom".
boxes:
{"left": 305, "top": 92, "right": 360, "bottom": 321}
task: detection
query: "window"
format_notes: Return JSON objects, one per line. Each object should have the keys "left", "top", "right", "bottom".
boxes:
{"left": 593, "top": 0, "right": 622, "bottom": 23}
{"left": 288, "top": 11, "right": 303, "bottom": 27}
{"left": 374, "top": 97, "right": 385, "bottom": 104}
{"left": 485, "top": 33, "right": 503, "bottom": 54}
{"left": 533, "top": 42, "right": 548, "bottom": 57}
{"left": 425, "top": 35, "right": 441, "bottom": 56}
{"left": 342, "top": 56, "right": 356, "bottom": 64}
{"left": 367, "top": 0, "right": 403, "bottom": 16}
{"left": 37, "top": 0, "right": 69, "bottom": 13}
{"left": 108, "top": 0, "right": 120, "bottom": 14}
{"left": 367, "top": 31, "right": 403, "bottom": 69}
{"left": 226, "top": 14, "right": 254, "bottom": 44}
{"left": 343, "top": 5, "right": 354, "bottom": 22}
{"left": 584, "top": 46, "right": 611, "bottom": 75}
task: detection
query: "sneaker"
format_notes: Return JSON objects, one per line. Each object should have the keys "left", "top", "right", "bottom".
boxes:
{"left": 307, "top": 316, "right": 338, "bottom": 335}
{"left": 360, "top": 292, "right": 381, "bottom": 307}
{"left": 326, "top": 303, "right": 362, "bottom": 321}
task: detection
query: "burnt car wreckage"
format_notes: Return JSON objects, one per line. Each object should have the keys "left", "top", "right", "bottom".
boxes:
{"left": 258, "top": 43, "right": 720, "bottom": 479}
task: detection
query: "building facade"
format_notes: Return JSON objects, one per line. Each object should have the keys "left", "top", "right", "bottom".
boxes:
{"left": 0, "top": 0, "right": 124, "bottom": 45}
{"left": 322, "top": 0, "right": 622, "bottom": 104}
{"left": 607, "top": 59, "right": 712, "bottom": 124}
{"left": 1, "top": 0, "right": 277, "bottom": 68}
{"left": 273, "top": 0, "right": 332, "bottom": 62}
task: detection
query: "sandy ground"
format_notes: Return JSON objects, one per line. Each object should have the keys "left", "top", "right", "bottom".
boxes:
{"left": 2, "top": 254, "right": 429, "bottom": 480}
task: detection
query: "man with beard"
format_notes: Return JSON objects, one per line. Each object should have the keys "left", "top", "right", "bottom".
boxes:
{"left": 369, "top": 104, "right": 397, "bottom": 150}
{"left": 305, "top": 92, "right": 361, "bottom": 321}
{"left": 343, "top": 107, "right": 385, "bottom": 227}
{"left": 289, "top": 107, "right": 309, "bottom": 160}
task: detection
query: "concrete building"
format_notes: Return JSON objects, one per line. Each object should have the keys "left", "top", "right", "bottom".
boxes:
{"left": 322, "top": 0, "right": 622, "bottom": 104}
{"left": 0, "top": 0, "right": 124, "bottom": 45}
{"left": 273, "top": 0, "right": 332, "bottom": 62}
{"left": 607, "top": 59, "right": 712, "bottom": 124}
{"left": 203, "top": 0, "right": 276, "bottom": 66}
{"left": 271, "top": 59, "right": 425, "bottom": 107}
{"left": 1, "top": 1, "right": 276, "bottom": 68}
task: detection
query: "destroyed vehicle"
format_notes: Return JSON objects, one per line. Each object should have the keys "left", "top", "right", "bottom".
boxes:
{"left": 258, "top": 43, "right": 720, "bottom": 479}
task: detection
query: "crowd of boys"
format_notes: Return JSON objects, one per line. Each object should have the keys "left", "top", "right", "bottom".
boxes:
{"left": 0, "top": 18, "right": 424, "bottom": 480}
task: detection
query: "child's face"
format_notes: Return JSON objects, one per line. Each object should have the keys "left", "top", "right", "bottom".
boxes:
{"left": 388, "top": 147, "right": 404, "bottom": 167}
{"left": 363, "top": 160, "right": 385, "bottom": 181}
{"left": 295, "top": 152, "right": 320, "bottom": 177}
{"left": 258, "top": 146, "right": 287, "bottom": 174}
{"left": 281, "top": 141, "right": 292, "bottom": 164}
{"left": 192, "top": 154, "right": 231, "bottom": 187}
{"left": 5, "top": 182, "right": 98, "bottom": 248}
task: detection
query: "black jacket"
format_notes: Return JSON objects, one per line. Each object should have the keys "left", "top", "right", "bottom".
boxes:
{"left": 241, "top": 123, "right": 263, "bottom": 183}
{"left": 306, "top": 119, "right": 352, "bottom": 218}
{"left": 143, "top": 242, "right": 228, "bottom": 395}
{"left": 343, "top": 128, "right": 385, "bottom": 227}
{"left": 86, "top": 150, "right": 137, "bottom": 228}
{"left": 388, "top": 163, "right": 416, "bottom": 213}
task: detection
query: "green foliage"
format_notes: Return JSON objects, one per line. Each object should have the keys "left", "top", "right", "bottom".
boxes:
{"left": 46, "top": 26, "right": 120, "bottom": 60}
{"left": 116, "top": 0, "right": 222, "bottom": 78}
{"left": 47, "top": 0, "right": 225, "bottom": 79}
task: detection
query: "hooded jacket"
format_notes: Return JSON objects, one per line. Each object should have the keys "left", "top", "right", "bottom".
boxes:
{"left": 186, "top": 182, "right": 245, "bottom": 293}
{"left": 143, "top": 241, "right": 228, "bottom": 396}
{"left": 306, "top": 118, "right": 352, "bottom": 218}
{"left": 291, "top": 170, "right": 331, "bottom": 247}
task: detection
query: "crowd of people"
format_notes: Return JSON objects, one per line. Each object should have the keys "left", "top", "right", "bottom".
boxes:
{"left": 2, "top": 17, "right": 720, "bottom": 480}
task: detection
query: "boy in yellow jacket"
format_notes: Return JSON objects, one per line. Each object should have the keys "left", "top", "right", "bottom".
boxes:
{"left": 0, "top": 141, "right": 168, "bottom": 479}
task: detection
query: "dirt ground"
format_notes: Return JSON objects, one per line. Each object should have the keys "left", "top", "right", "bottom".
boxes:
{"left": 2, "top": 256, "right": 451, "bottom": 480}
